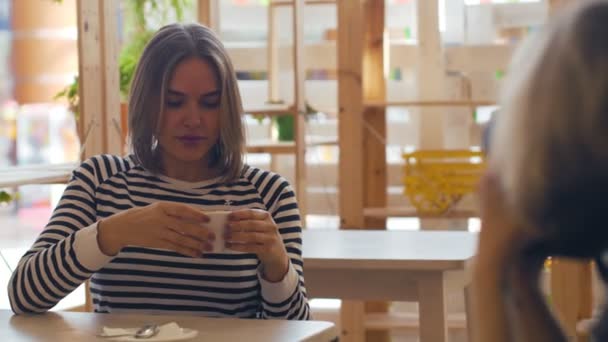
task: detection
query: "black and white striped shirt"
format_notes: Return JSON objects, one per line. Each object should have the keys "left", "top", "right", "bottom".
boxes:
{"left": 8, "top": 154, "right": 310, "bottom": 320}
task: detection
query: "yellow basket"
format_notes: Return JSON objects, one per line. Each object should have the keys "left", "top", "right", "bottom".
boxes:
{"left": 402, "top": 150, "right": 486, "bottom": 215}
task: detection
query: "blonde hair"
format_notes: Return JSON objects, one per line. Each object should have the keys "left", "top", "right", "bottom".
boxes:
{"left": 128, "top": 23, "right": 245, "bottom": 182}
{"left": 491, "top": 0, "right": 608, "bottom": 255}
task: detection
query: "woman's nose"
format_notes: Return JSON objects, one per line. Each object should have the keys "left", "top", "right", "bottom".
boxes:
{"left": 183, "top": 107, "right": 202, "bottom": 127}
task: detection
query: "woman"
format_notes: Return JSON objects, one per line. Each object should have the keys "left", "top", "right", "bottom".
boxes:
{"left": 472, "top": 1, "right": 608, "bottom": 341}
{"left": 8, "top": 23, "right": 310, "bottom": 320}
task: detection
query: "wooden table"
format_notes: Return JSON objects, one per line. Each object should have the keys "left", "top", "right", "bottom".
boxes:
{"left": 0, "top": 310, "right": 338, "bottom": 342}
{"left": 302, "top": 230, "right": 477, "bottom": 342}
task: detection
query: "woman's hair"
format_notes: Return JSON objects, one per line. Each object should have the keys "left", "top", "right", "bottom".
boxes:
{"left": 490, "top": 0, "right": 608, "bottom": 258}
{"left": 128, "top": 23, "right": 245, "bottom": 182}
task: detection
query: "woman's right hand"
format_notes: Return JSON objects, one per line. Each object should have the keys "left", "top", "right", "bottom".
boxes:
{"left": 96, "top": 201, "right": 213, "bottom": 258}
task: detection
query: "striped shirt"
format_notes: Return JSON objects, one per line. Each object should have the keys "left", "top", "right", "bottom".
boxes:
{"left": 8, "top": 154, "right": 310, "bottom": 320}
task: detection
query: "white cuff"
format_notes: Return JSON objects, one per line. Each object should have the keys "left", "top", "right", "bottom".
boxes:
{"left": 73, "top": 222, "right": 114, "bottom": 271}
{"left": 258, "top": 262, "right": 299, "bottom": 304}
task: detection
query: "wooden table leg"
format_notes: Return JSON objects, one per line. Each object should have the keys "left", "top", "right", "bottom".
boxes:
{"left": 418, "top": 273, "right": 447, "bottom": 342}
{"left": 340, "top": 300, "right": 365, "bottom": 342}
{"left": 464, "top": 285, "right": 473, "bottom": 342}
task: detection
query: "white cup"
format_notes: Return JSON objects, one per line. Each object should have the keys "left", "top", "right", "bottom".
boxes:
{"left": 204, "top": 211, "right": 230, "bottom": 253}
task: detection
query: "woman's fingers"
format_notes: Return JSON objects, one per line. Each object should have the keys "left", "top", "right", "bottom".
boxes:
{"left": 163, "top": 216, "right": 215, "bottom": 242}
{"left": 162, "top": 228, "right": 208, "bottom": 253}
{"left": 159, "top": 238, "right": 203, "bottom": 258}
{"left": 227, "top": 220, "right": 269, "bottom": 233}
{"left": 159, "top": 201, "right": 210, "bottom": 223}
{"left": 228, "top": 209, "right": 270, "bottom": 221}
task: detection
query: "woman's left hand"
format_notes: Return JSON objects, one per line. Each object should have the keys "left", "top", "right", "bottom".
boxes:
{"left": 225, "top": 209, "right": 289, "bottom": 282}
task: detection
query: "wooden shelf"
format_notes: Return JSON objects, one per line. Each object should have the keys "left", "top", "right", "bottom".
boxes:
{"left": 271, "top": 0, "right": 335, "bottom": 7}
{"left": 363, "top": 206, "right": 479, "bottom": 219}
{"left": 308, "top": 138, "right": 338, "bottom": 147}
{"left": 247, "top": 141, "right": 296, "bottom": 154}
{"left": 247, "top": 138, "right": 338, "bottom": 154}
{"left": 365, "top": 312, "right": 467, "bottom": 331}
{"left": 365, "top": 100, "right": 496, "bottom": 108}
{"left": 244, "top": 104, "right": 294, "bottom": 117}
{"left": 0, "top": 163, "right": 76, "bottom": 188}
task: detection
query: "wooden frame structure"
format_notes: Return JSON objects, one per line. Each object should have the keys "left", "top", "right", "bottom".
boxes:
{"left": 78, "top": 2, "right": 597, "bottom": 341}
{"left": 199, "top": 0, "right": 310, "bottom": 218}
{"left": 1, "top": 0, "right": 596, "bottom": 341}
{"left": 76, "top": 0, "right": 123, "bottom": 312}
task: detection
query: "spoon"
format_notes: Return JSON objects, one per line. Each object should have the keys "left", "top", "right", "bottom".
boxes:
{"left": 134, "top": 324, "right": 160, "bottom": 339}
{"left": 98, "top": 323, "right": 160, "bottom": 339}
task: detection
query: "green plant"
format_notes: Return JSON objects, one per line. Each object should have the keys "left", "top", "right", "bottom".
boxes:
{"left": 0, "top": 190, "right": 11, "bottom": 204}
{"left": 54, "top": 75, "right": 79, "bottom": 120}
{"left": 55, "top": 0, "right": 192, "bottom": 119}
{"left": 272, "top": 103, "right": 320, "bottom": 141}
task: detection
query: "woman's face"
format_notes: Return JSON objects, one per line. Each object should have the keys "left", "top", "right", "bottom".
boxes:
{"left": 157, "top": 57, "right": 221, "bottom": 169}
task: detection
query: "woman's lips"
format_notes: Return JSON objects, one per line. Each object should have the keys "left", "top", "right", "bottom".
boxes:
{"left": 176, "top": 136, "right": 206, "bottom": 145}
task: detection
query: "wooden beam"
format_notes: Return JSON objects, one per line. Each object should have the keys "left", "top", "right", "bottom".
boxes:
{"left": 263, "top": 0, "right": 282, "bottom": 184}
{"left": 197, "top": 0, "right": 219, "bottom": 32}
{"left": 77, "top": 0, "right": 122, "bottom": 159}
{"left": 337, "top": 1, "right": 364, "bottom": 229}
{"left": 76, "top": 0, "right": 122, "bottom": 311}
{"left": 365, "top": 100, "right": 496, "bottom": 108}
{"left": 338, "top": 0, "right": 365, "bottom": 341}
{"left": 362, "top": 1, "right": 389, "bottom": 339}
{"left": 416, "top": 0, "right": 444, "bottom": 150}
{"left": 362, "top": 0, "right": 386, "bottom": 230}
{"left": 293, "top": 0, "right": 307, "bottom": 223}
{"left": 267, "top": 1, "right": 282, "bottom": 104}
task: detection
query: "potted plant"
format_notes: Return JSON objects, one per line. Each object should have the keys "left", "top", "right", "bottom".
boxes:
{"left": 273, "top": 103, "right": 319, "bottom": 142}
{"left": 54, "top": 0, "right": 191, "bottom": 145}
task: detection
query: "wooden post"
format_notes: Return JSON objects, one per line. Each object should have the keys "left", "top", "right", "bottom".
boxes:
{"left": 292, "top": 0, "right": 307, "bottom": 223}
{"left": 362, "top": 0, "right": 387, "bottom": 230}
{"left": 77, "top": 0, "right": 122, "bottom": 158}
{"left": 267, "top": 1, "right": 282, "bottom": 176}
{"left": 338, "top": 0, "right": 366, "bottom": 341}
{"left": 197, "top": 0, "right": 219, "bottom": 32}
{"left": 268, "top": 1, "right": 282, "bottom": 104}
{"left": 337, "top": 1, "right": 364, "bottom": 229}
{"left": 362, "top": 1, "right": 389, "bottom": 341}
{"left": 416, "top": 0, "right": 444, "bottom": 150}
{"left": 417, "top": 0, "right": 451, "bottom": 231}
{"left": 76, "top": 0, "right": 122, "bottom": 311}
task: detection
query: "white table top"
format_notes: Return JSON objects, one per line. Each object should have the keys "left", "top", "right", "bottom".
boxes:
{"left": 0, "top": 163, "right": 76, "bottom": 188}
{"left": 302, "top": 230, "right": 478, "bottom": 271}
{"left": 0, "top": 310, "right": 337, "bottom": 342}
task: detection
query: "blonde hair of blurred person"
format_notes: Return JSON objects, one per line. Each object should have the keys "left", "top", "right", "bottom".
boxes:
{"left": 472, "top": 1, "right": 608, "bottom": 341}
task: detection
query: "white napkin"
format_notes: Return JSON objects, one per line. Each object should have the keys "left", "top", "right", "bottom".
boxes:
{"left": 100, "top": 322, "right": 197, "bottom": 341}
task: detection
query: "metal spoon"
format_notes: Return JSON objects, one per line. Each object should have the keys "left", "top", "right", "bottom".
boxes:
{"left": 134, "top": 324, "right": 160, "bottom": 339}
{"left": 98, "top": 323, "right": 160, "bottom": 339}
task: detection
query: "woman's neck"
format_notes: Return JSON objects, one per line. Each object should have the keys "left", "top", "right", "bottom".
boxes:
{"left": 160, "top": 156, "right": 220, "bottom": 183}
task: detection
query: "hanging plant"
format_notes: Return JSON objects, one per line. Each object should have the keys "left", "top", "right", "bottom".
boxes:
{"left": 54, "top": 0, "right": 192, "bottom": 136}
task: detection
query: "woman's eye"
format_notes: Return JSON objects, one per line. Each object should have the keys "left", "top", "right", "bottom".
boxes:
{"left": 166, "top": 100, "right": 182, "bottom": 108}
{"left": 201, "top": 100, "right": 220, "bottom": 109}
